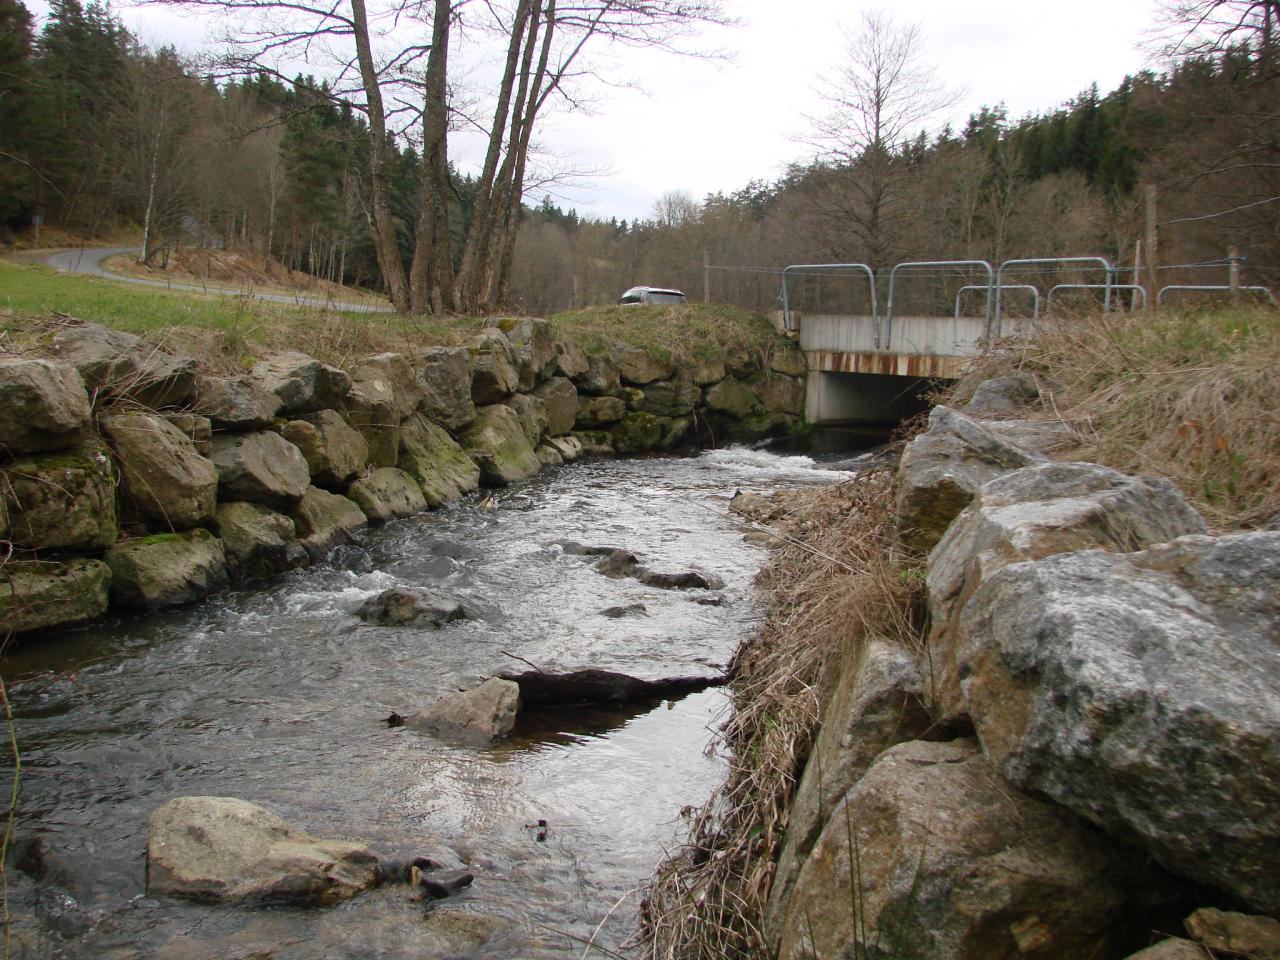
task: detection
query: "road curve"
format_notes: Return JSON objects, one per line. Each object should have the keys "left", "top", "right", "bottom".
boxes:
{"left": 40, "top": 246, "right": 395, "bottom": 314}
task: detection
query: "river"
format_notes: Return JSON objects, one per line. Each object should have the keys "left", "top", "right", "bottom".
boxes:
{"left": 1, "top": 448, "right": 851, "bottom": 959}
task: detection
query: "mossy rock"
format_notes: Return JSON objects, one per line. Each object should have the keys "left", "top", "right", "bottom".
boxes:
{"left": 397, "top": 414, "right": 481, "bottom": 507}
{"left": 0, "top": 558, "right": 111, "bottom": 637}
{"left": 569, "top": 431, "right": 615, "bottom": 457}
{"left": 2, "top": 442, "right": 118, "bottom": 551}
{"left": 610, "top": 412, "right": 665, "bottom": 453}
{"left": 458, "top": 405, "right": 542, "bottom": 486}
{"left": 105, "top": 528, "right": 228, "bottom": 611}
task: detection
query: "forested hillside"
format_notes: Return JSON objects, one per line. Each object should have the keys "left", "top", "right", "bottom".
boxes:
{"left": 1, "top": 0, "right": 1276, "bottom": 315}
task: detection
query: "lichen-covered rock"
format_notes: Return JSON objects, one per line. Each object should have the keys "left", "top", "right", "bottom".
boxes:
{"left": 575, "top": 395, "right": 626, "bottom": 427}
{"left": 459, "top": 405, "right": 541, "bottom": 486}
{"left": 571, "top": 353, "right": 620, "bottom": 397}
{"left": 344, "top": 353, "right": 418, "bottom": 468}
{"left": 351, "top": 353, "right": 420, "bottom": 420}
{"left": 347, "top": 468, "right": 427, "bottom": 523}
{"left": 191, "top": 375, "right": 281, "bottom": 431}
{"left": 691, "top": 353, "right": 726, "bottom": 385}
{"left": 982, "top": 418, "right": 1074, "bottom": 455}
{"left": 769, "top": 345, "right": 806, "bottom": 377}
{"left": 766, "top": 640, "right": 932, "bottom": 941}
{"left": 615, "top": 345, "right": 674, "bottom": 385}
{"left": 505, "top": 393, "right": 548, "bottom": 446}
{"left": 725, "top": 346, "right": 758, "bottom": 379}
{"left": 774, "top": 740, "right": 1140, "bottom": 960}
{"left": 397, "top": 414, "right": 481, "bottom": 507}
{"left": 660, "top": 416, "right": 692, "bottom": 449}
{"left": 535, "top": 443, "right": 563, "bottom": 467}
{"left": 161, "top": 412, "right": 213, "bottom": 455}
{"left": 103, "top": 412, "right": 218, "bottom": 530}
{"left": 416, "top": 346, "right": 476, "bottom": 430}
{"left": 214, "top": 501, "right": 306, "bottom": 582}
{"left": 896, "top": 405, "right": 1044, "bottom": 553}
{"left": 282, "top": 410, "right": 370, "bottom": 488}
{"left": 0, "top": 357, "right": 91, "bottom": 454}
{"left": 51, "top": 324, "right": 196, "bottom": 408}
{"left": 493, "top": 317, "right": 557, "bottom": 390}
{"left": 639, "top": 372, "right": 699, "bottom": 417}
{"left": 1184, "top": 908, "right": 1280, "bottom": 959}
{"left": 704, "top": 378, "right": 759, "bottom": 419}
{"left": 610, "top": 412, "right": 664, "bottom": 453}
{"left": 291, "top": 487, "right": 367, "bottom": 561}
{"left": 957, "top": 531, "right": 1280, "bottom": 912}
{"left": 356, "top": 588, "right": 465, "bottom": 627}
{"left": 619, "top": 385, "right": 645, "bottom": 410}
{"left": 0, "top": 559, "right": 111, "bottom": 636}
{"left": 965, "top": 372, "right": 1050, "bottom": 418}
{"left": 249, "top": 352, "right": 352, "bottom": 414}
{"left": 926, "top": 461, "right": 1206, "bottom": 721}
{"left": 532, "top": 377, "right": 579, "bottom": 436}
{"left": 210, "top": 431, "right": 311, "bottom": 509}
{"left": 751, "top": 374, "right": 805, "bottom": 415}
{"left": 105, "top": 529, "right": 228, "bottom": 610}
{"left": 3, "top": 443, "right": 117, "bottom": 550}
{"left": 468, "top": 328, "right": 520, "bottom": 405}
{"left": 146, "top": 796, "right": 378, "bottom": 905}
{"left": 406, "top": 678, "right": 521, "bottom": 743}
{"left": 545, "top": 435, "right": 584, "bottom": 462}
{"left": 553, "top": 338, "right": 590, "bottom": 379}
{"left": 570, "top": 431, "right": 614, "bottom": 457}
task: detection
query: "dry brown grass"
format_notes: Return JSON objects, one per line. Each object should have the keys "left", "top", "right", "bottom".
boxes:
{"left": 641, "top": 471, "right": 925, "bottom": 960}
{"left": 966, "top": 305, "right": 1280, "bottom": 530}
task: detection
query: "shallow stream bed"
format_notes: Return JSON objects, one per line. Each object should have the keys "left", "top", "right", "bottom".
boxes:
{"left": 1, "top": 449, "right": 850, "bottom": 959}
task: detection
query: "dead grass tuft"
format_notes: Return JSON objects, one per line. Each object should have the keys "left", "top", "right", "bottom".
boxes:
{"left": 641, "top": 471, "right": 925, "bottom": 960}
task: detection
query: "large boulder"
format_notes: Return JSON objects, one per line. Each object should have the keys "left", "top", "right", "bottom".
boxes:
{"left": 571, "top": 353, "right": 620, "bottom": 396}
{"left": 191, "top": 375, "right": 281, "bottom": 431}
{"left": 406, "top": 678, "right": 521, "bottom": 743}
{"left": 575, "top": 395, "right": 626, "bottom": 428}
{"left": 210, "top": 432, "right": 310, "bottom": 509}
{"left": 769, "top": 345, "right": 806, "bottom": 377}
{"left": 347, "top": 468, "right": 427, "bottom": 523}
{"left": 614, "top": 345, "right": 674, "bottom": 385}
{"left": 552, "top": 338, "right": 590, "bottom": 379}
{"left": 214, "top": 501, "right": 307, "bottom": 582}
{"left": 532, "top": 377, "right": 579, "bottom": 436}
{"left": 51, "top": 324, "right": 196, "bottom": 408}
{"left": 896, "top": 405, "right": 1044, "bottom": 553}
{"left": 982, "top": 418, "right": 1074, "bottom": 455}
{"left": 766, "top": 640, "right": 933, "bottom": 937}
{"left": 146, "top": 796, "right": 378, "bottom": 905}
{"left": 504, "top": 393, "right": 548, "bottom": 446}
{"left": 468, "top": 328, "right": 520, "bottom": 405}
{"left": 350, "top": 353, "right": 421, "bottom": 421}
{"left": 690, "top": 352, "right": 726, "bottom": 385}
{"left": 105, "top": 529, "right": 228, "bottom": 610}
{"left": 638, "top": 372, "right": 699, "bottom": 418}
{"left": 249, "top": 352, "right": 351, "bottom": 414}
{"left": 343, "top": 355, "right": 413, "bottom": 469}
{"left": 397, "top": 414, "right": 481, "bottom": 507}
{"left": 2, "top": 443, "right": 117, "bottom": 550}
{"left": 458, "top": 405, "right": 541, "bottom": 486}
{"left": 0, "top": 357, "right": 91, "bottom": 454}
{"left": 416, "top": 346, "right": 476, "bottom": 430}
{"left": 281, "top": 410, "right": 370, "bottom": 488}
{"left": 704, "top": 378, "right": 759, "bottom": 419}
{"left": 544, "top": 435, "right": 583, "bottom": 462}
{"left": 751, "top": 374, "right": 805, "bottom": 415}
{"left": 957, "top": 531, "right": 1280, "bottom": 912}
{"left": 103, "top": 412, "right": 219, "bottom": 530}
{"left": 492, "top": 317, "right": 557, "bottom": 390}
{"left": 773, "top": 739, "right": 1143, "bottom": 960}
{"left": 609, "top": 412, "right": 664, "bottom": 453}
{"left": 926, "top": 461, "right": 1207, "bottom": 721}
{"left": 965, "top": 372, "right": 1051, "bottom": 418}
{"left": 291, "top": 487, "right": 367, "bottom": 561}
{"left": 0, "top": 559, "right": 110, "bottom": 637}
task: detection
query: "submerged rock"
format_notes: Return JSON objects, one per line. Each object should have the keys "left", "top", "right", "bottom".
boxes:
{"left": 599, "top": 603, "right": 647, "bottom": 619}
{"left": 356, "top": 588, "right": 466, "bottom": 627}
{"left": 146, "top": 796, "right": 378, "bottom": 905}
{"left": 406, "top": 677, "right": 521, "bottom": 743}
{"left": 500, "top": 668, "right": 725, "bottom": 706}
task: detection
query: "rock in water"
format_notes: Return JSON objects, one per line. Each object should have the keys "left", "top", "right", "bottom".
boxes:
{"left": 500, "top": 668, "right": 724, "bottom": 706}
{"left": 146, "top": 796, "right": 378, "bottom": 905}
{"left": 356, "top": 588, "right": 466, "bottom": 627}
{"left": 406, "top": 678, "right": 521, "bottom": 743}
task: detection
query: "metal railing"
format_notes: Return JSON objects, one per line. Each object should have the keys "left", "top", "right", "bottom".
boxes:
{"left": 1156, "top": 284, "right": 1278, "bottom": 307}
{"left": 995, "top": 257, "right": 1115, "bottom": 335}
{"left": 1048, "top": 283, "right": 1149, "bottom": 311}
{"left": 887, "top": 260, "right": 993, "bottom": 348}
{"left": 780, "top": 263, "right": 877, "bottom": 338}
{"left": 955, "top": 283, "right": 1040, "bottom": 320}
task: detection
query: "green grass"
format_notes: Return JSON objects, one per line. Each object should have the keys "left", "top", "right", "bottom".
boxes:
{"left": 549, "top": 302, "right": 786, "bottom": 365}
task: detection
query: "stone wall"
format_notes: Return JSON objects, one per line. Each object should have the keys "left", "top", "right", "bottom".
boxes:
{"left": 763, "top": 378, "right": 1280, "bottom": 960}
{"left": 0, "top": 318, "right": 806, "bottom": 639}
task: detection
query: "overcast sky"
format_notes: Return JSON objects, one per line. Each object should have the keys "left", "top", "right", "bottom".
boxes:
{"left": 29, "top": 0, "right": 1162, "bottom": 221}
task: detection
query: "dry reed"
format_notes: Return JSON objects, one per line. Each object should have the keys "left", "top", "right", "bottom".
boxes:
{"left": 641, "top": 470, "right": 925, "bottom": 960}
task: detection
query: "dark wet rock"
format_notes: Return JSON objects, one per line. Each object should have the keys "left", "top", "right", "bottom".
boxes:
{"left": 593, "top": 549, "right": 640, "bottom": 577}
{"left": 282, "top": 410, "right": 370, "bottom": 488}
{"left": 0, "top": 356, "right": 90, "bottom": 453}
{"left": 638, "top": 372, "right": 699, "bottom": 418}
{"left": 576, "top": 395, "right": 626, "bottom": 428}
{"left": 406, "top": 678, "right": 521, "bottom": 743}
{"left": 3, "top": 442, "right": 118, "bottom": 550}
{"left": 291, "top": 487, "right": 367, "bottom": 561}
{"left": 557, "top": 541, "right": 627, "bottom": 557}
{"left": 105, "top": 529, "right": 228, "bottom": 611}
{"left": 569, "top": 430, "right": 614, "bottom": 457}
{"left": 620, "top": 385, "right": 645, "bottom": 410}
{"left": 704, "top": 378, "right": 759, "bottom": 419}
{"left": 248, "top": 351, "right": 352, "bottom": 414}
{"left": 468, "top": 328, "right": 520, "bottom": 405}
{"left": 500, "top": 668, "right": 725, "bottom": 706}
{"left": 418, "top": 868, "right": 474, "bottom": 900}
{"left": 214, "top": 501, "right": 307, "bottom": 582}
{"left": 610, "top": 412, "right": 665, "bottom": 453}
{"left": 103, "top": 411, "right": 218, "bottom": 529}
{"left": 1184, "top": 908, "right": 1280, "bottom": 959}
{"left": 600, "top": 603, "right": 647, "bottom": 618}
{"left": 192, "top": 375, "right": 281, "bottom": 431}
{"left": 347, "top": 468, "right": 427, "bottom": 523}
{"left": 51, "top": 324, "right": 197, "bottom": 407}
{"left": 146, "top": 796, "right": 378, "bottom": 905}
{"left": 0, "top": 559, "right": 111, "bottom": 636}
{"left": 416, "top": 346, "right": 476, "bottom": 430}
{"left": 1124, "top": 940, "right": 1206, "bottom": 960}
{"left": 421, "top": 910, "right": 507, "bottom": 954}
{"left": 751, "top": 374, "right": 805, "bottom": 416}
{"left": 690, "top": 594, "right": 726, "bottom": 606}
{"left": 356, "top": 588, "right": 466, "bottom": 627}
{"left": 586, "top": 547, "right": 723, "bottom": 589}
{"left": 637, "top": 569, "right": 725, "bottom": 590}
{"left": 210, "top": 431, "right": 311, "bottom": 509}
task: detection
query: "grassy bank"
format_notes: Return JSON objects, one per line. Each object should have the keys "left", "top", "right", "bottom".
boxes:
{"left": 0, "top": 261, "right": 783, "bottom": 373}
{"left": 643, "top": 302, "right": 1279, "bottom": 959}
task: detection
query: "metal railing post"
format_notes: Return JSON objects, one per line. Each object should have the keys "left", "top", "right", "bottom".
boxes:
{"left": 888, "top": 260, "right": 993, "bottom": 350}
{"left": 995, "top": 257, "right": 1115, "bottom": 336}
{"left": 1156, "top": 284, "right": 1277, "bottom": 307}
{"left": 781, "top": 263, "right": 878, "bottom": 342}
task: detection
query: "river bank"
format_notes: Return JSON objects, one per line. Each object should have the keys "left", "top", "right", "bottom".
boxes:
{"left": 644, "top": 304, "right": 1280, "bottom": 960}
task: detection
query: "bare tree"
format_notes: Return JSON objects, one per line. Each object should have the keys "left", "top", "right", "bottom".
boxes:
{"left": 803, "top": 10, "right": 954, "bottom": 266}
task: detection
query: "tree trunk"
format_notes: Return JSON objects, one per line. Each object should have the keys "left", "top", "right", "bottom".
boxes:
{"left": 408, "top": 0, "right": 455, "bottom": 314}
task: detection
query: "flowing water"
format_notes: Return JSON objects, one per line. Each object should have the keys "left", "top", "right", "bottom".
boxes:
{"left": 1, "top": 449, "right": 851, "bottom": 960}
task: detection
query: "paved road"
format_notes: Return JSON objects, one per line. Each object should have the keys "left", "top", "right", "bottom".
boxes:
{"left": 41, "top": 246, "right": 395, "bottom": 314}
